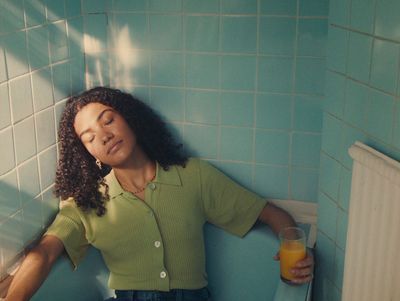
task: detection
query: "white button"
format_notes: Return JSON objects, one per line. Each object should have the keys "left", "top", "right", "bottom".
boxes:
{"left": 160, "top": 271, "right": 167, "bottom": 278}
{"left": 154, "top": 241, "right": 161, "bottom": 248}
{"left": 148, "top": 183, "right": 156, "bottom": 190}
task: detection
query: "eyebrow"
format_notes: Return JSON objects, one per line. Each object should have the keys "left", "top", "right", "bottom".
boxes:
{"left": 78, "top": 108, "right": 114, "bottom": 139}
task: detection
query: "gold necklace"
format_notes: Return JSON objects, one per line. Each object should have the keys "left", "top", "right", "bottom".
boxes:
{"left": 131, "top": 173, "right": 156, "bottom": 195}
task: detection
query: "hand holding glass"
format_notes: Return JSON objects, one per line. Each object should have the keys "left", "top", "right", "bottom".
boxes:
{"left": 279, "top": 227, "right": 306, "bottom": 284}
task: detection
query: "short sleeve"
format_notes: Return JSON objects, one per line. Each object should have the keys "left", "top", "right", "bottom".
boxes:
{"left": 198, "top": 160, "right": 268, "bottom": 237}
{"left": 44, "top": 204, "right": 89, "bottom": 269}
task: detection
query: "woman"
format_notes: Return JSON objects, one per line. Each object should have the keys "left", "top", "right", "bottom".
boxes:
{"left": 5, "top": 87, "right": 313, "bottom": 301}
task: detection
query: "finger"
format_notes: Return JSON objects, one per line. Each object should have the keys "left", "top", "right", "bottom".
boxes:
{"left": 291, "top": 266, "right": 313, "bottom": 278}
{"left": 291, "top": 274, "right": 313, "bottom": 285}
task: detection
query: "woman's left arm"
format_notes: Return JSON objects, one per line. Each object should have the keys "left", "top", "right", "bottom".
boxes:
{"left": 258, "top": 203, "right": 314, "bottom": 284}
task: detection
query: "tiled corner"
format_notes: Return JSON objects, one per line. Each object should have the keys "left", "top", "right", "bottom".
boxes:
{"left": 149, "top": 14, "right": 182, "bottom": 50}
{"left": 220, "top": 127, "right": 253, "bottom": 162}
{"left": 185, "top": 90, "right": 219, "bottom": 124}
{"left": 318, "top": 193, "right": 338, "bottom": 241}
{"left": 324, "top": 71, "right": 346, "bottom": 118}
{"left": 0, "top": 171, "right": 20, "bottom": 220}
{"left": 291, "top": 167, "right": 319, "bottom": 202}
{"left": 253, "top": 165, "right": 289, "bottom": 199}
{"left": 293, "top": 96, "right": 323, "bottom": 132}
{"left": 13, "top": 116, "right": 36, "bottom": 164}
{"left": 183, "top": 124, "right": 218, "bottom": 159}
{"left": 27, "top": 25, "right": 50, "bottom": 70}
{"left": 292, "top": 133, "right": 321, "bottom": 167}
{"left": 221, "top": 16, "right": 257, "bottom": 53}
{"left": 38, "top": 145, "right": 57, "bottom": 190}
{"left": 319, "top": 152, "right": 341, "bottom": 200}
{"left": 343, "top": 79, "right": 368, "bottom": 128}
{"left": 256, "top": 93, "right": 292, "bottom": 130}
{"left": 347, "top": 32, "right": 373, "bottom": 83}
{"left": 0, "top": 128, "right": 15, "bottom": 175}
{"left": 17, "top": 157, "right": 41, "bottom": 203}
{"left": 221, "top": 55, "right": 256, "bottom": 91}
{"left": 321, "top": 113, "right": 343, "bottom": 160}
{"left": 151, "top": 52, "right": 183, "bottom": 87}
{"left": 3, "top": 31, "right": 29, "bottom": 79}
{"left": 0, "top": 83, "right": 11, "bottom": 130}
{"left": 32, "top": 68, "right": 54, "bottom": 112}
{"left": 9, "top": 75, "right": 34, "bottom": 123}
{"left": 150, "top": 88, "right": 184, "bottom": 122}
{"left": 220, "top": 92, "right": 254, "bottom": 127}
{"left": 257, "top": 56, "right": 293, "bottom": 93}
{"left": 185, "top": 54, "right": 219, "bottom": 89}
{"left": 184, "top": 16, "right": 219, "bottom": 52}
{"left": 255, "top": 130, "right": 289, "bottom": 165}
{"left": 259, "top": 0, "right": 297, "bottom": 16}
{"left": 35, "top": 107, "right": 56, "bottom": 152}
{"left": 338, "top": 166, "right": 352, "bottom": 211}
{"left": 336, "top": 207, "right": 348, "bottom": 250}
{"left": 297, "top": 19, "right": 328, "bottom": 57}
{"left": 259, "top": 17, "right": 296, "bottom": 56}
{"left": 326, "top": 25, "right": 348, "bottom": 73}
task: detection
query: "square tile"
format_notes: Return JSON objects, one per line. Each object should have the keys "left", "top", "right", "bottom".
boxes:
{"left": 344, "top": 79, "right": 368, "bottom": 128}
{"left": 38, "top": 145, "right": 57, "bottom": 190}
{"left": 14, "top": 117, "right": 36, "bottom": 164}
{"left": 183, "top": 0, "right": 219, "bottom": 13}
{"left": 365, "top": 89, "right": 394, "bottom": 144}
{"left": 148, "top": 0, "right": 182, "bottom": 12}
{"left": 253, "top": 165, "right": 289, "bottom": 199}
{"left": 0, "top": 0, "right": 24, "bottom": 33}
{"left": 213, "top": 161, "right": 253, "bottom": 190}
{"left": 293, "top": 96, "right": 323, "bottom": 132}
{"left": 255, "top": 130, "right": 289, "bottom": 165}
{"left": 220, "top": 127, "right": 253, "bottom": 162}
{"left": 10, "top": 75, "right": 34, "bottom": 123}
{"left": 32, "top": 68, "right": 54, "bottom": 112}
{"left": 84, "top": 14, "right": 108, "bottom": 52}
{"left": 52, "top": 62, "right": 71, "bottom": 102}
{"left": 36, "top": 107, "right": 56, "bottom": 152}
{"left": 350, "top": 0, "right": 375, "bottom": 33}
{"left": 291, "top": 167, "right": 319, "bottom": 202}
{"left": 326, "top": 26, "right": 348, "bottom": 73}
{"left": 66, "top": 0, "right": 82, "bottom": 17}
{"left": 375, "top": 0, "right": 400, "bottom": 41}
{"left": 0, "top": 211, "right": 24, "bottom": 263}
{"left": 185, "top": 54, "right": 219, "bottom": 89}
{"left": 184, "top": 16, "right": 219, "bottom": 52}
{"left": 370, "top": 39, "right": 400, "bottom": 94}
{"left": 318, "top": 193, "right": 338, "bottom": 240}
{"left": 46, "top": 0, "right": 65, "bottom": 21}
{"left": 151, "top": 52, "right": 183, "bottom": 87}
{"left": 21, "top": 198, "right": 43, "bottom": 245}
{"left": 149, "top": 14, "right": 182, "bottom": 50}
{"left": 347, "top": 32, "right": 373, "bottom": 83}
{"left": 67, "top": 18, "right": 84, "bottom": 58}
{"left": 183, "top": 124, "right": 218, "bottom": 159}
{"left": 259, "top": 17, "right": 296, "bottom": 55}
{"left": 295, "top": 58, "right": 326, "bottom": 95}
{"left": 113, "top": 0, "right": 147, "bottom": 11}
{"left": 258, "top": 57, "right": 293, "bottom": 93}
{"left": 259, "top": 0, "right": 297, "bottom": 15}
{"left": 70, "top": 56, "right": 86, "bottom": 94}
{"left": 150, "top": 88, "right": 184, "bottom": 122}
{"left": 220, "top": 92, "right": 254, "bottom": 127}
{"left": 25, "top": 0, "right": 46, "bottom": 27}
{"left": 49, "top": 21, "right": 69, "bottom": 63}
{"left": 221, "top": 55, "right": 256, "bottom": 91}
{"left": 27, "top": 25, "right": 50, "bottom": 70}
{"left": 185, "top": 90, "right": 219, "bottom": 124}
{"left": 324, "top": 71, "right": 346, "bottom": 118}
{"left": 3, "top": 32, "right": 29, "bottom": 79}
{"left": 221, "top": 0, "right": 257, "bottom": 14}
{"left": 292, "top": 133, "right": 321, "bottom": 167}
{"left": 0, "top": 128, "right": 15, "bottom": 175}
{"left": 17, "top": 157, "right": 40, "bottom": 203}
{"left": 297, "top": 19, "right": 328, "bottom": 57}
{"left": 299, "top": 0, "right": 329, "bottom": 16}
{"left": 321, "top": 113, "right": 343, "bottom": 161}
{"left": 256, "top": 93, "right": 292, "bottom": 130}
{"left": 112, "top": 13, "right": 148, "bottom": 48}
{"left": 0, "top": 83, "right": 11, "bottom": 130}
{"left": 0, "top": 171, "right": 20, "bottom": 219}
{"left": 221, "top": 16, "right": 257, "bottom": 53}
{"left": 319, "top": 152, "right": 341, "bottom": 200}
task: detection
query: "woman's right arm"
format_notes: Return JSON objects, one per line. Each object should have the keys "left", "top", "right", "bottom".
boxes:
{"left": 4, "top": 235, "right": 65, "bottom": 301}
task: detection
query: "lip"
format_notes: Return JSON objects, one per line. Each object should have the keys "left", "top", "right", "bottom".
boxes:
{"left": 107, "top": 140, "right": 123, "bottom": 155}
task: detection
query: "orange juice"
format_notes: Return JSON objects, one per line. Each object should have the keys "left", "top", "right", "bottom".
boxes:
{"left": 279, "top": 240, "right": 306, "bottom": 282}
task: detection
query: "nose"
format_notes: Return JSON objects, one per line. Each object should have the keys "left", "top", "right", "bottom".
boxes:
{"left": 100, "top": 131, "right": 113, "bottom": 145}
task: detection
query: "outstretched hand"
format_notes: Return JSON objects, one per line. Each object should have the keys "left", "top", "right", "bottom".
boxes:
{"left": 274, "top": 249, "right": 314, "bottom": 284}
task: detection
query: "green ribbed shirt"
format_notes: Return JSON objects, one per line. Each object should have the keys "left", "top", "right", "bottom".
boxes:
{"left": 45, "top": 158, "right": 267, "bottom": 291}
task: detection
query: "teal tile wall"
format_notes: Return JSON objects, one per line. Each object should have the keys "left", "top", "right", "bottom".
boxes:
{"left": 316, "top": 0, "right": 400, "bottom": 299}
{"left": 0, "top": 0, "right": 85, "bottom": 274}
{"left": 106, "top": 0, "right": 327, "bottom": 202}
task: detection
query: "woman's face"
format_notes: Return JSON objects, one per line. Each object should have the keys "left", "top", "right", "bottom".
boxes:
{"left": 73, "top": 102, "right": 137, "bottom": 167}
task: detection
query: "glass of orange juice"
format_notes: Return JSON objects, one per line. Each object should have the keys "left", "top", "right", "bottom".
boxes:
{"left": 279, "top": 227, "right": 306, "bottom": 284}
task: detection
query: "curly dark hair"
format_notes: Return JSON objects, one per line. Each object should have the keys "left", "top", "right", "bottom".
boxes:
{"left": 54, "top": 87, "right": 187, "bottom": 216}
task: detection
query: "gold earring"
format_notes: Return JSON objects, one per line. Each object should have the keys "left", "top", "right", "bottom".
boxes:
{"left": 95, "top": 159, "right": 102, "bottom": 169}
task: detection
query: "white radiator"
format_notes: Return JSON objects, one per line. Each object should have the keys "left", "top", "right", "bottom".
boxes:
{"left": 342, "top": 142, "right": 400, "bottom": 301}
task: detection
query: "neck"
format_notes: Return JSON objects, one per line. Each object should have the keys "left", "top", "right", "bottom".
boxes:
{"left": 113, "top": 151, "right": 156, "bottom": 193}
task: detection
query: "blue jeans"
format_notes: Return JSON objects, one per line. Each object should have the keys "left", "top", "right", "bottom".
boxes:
{"left": 104, "top": 287, "right": 211, "bottom": 301}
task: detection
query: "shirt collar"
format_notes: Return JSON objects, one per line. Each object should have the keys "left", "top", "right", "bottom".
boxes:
{"left": 106, "top": 161, "right": 182, "bottom": 198}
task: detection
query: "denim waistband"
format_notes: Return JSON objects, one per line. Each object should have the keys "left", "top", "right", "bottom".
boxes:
{"left": 112, "top": 287, "right": 210, "bottom": 301}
